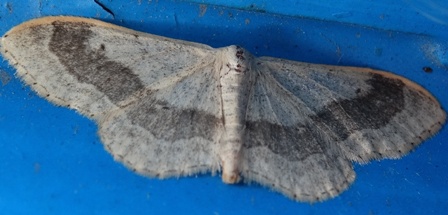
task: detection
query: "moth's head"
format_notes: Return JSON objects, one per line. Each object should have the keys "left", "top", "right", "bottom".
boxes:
{"left": 221, "top": 45, "right": 253, "bottom": 74}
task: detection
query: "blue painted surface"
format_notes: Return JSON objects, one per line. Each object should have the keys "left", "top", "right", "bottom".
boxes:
{"left": 0, "top": 0, "right": 447, "bottom": 214}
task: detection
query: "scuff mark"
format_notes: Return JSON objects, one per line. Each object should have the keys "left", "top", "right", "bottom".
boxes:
{"left": 320, "top": 33, "right": 344, "bottom": 64}
{"left": 6, "top": 2, "right": 12, "bottom": 13}
{"left": 374, "top": 47, "right": 383, "bottom": 56}
{"left": 34, "top": 163, "right": 41, "bottom": 173}
{"left": 421, "top": 43, "right": 448, "bottom": 70}
{"left": 247, "top": 4, "right": 266, "bottom": 13}
{"left": 38, "top": 0, "right": 43, "bottom": 16}
{"left": 173, "top": 13, "right": 179, "bottom": 28}
{"left": 94, "top": 0, "right": 115, "bottom": 18}
{"left": 0, "top": 70, "right": 12, "bottom": 86}
{"left": 332, "top": 11, "right": 353, "bottom": 19}
{"left": 199, "top": 4, "right": 207, "bottom": 17}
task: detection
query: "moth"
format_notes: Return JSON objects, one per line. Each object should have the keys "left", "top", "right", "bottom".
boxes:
{"left": 1, "top": 16, "right": 445, "bottom": 202}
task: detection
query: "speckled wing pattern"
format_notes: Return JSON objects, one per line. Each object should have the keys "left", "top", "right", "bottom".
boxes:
{"left": 241, "top": 58, "right": 445, "bottom": 201}
{"left": 1, "top": 16, "right": 445, "bottom": 202}
{"left": 1, "top": 16, "right": 224, "bottom": 177}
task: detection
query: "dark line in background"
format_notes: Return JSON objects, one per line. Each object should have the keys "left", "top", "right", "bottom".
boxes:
{"left": 94, "top": 0, "right": 115, "bottom": 18}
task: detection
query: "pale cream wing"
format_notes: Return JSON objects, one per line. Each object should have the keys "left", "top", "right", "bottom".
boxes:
{"left": 240, "top": 57, "right": 445, "bottom": 202}
{"left": 1, "top": 16, "right": 225, "bottom": 178}
{"left": 1, "top": 16, "right": 215, "bottom": 121}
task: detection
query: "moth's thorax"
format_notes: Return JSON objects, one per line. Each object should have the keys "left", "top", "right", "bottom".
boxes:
{"left": 218, "top": 45, "right": 252, "bottom": 82}
{"left": 217, "top": 45, "right": 254, "bottom": 183}
{"left": 217, "top": 45, "right": 254, "bottom": 122}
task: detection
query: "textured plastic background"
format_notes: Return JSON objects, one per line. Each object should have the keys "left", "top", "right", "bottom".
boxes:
{"left": 0, "top": 0, "right": 447, "bottom": 214}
